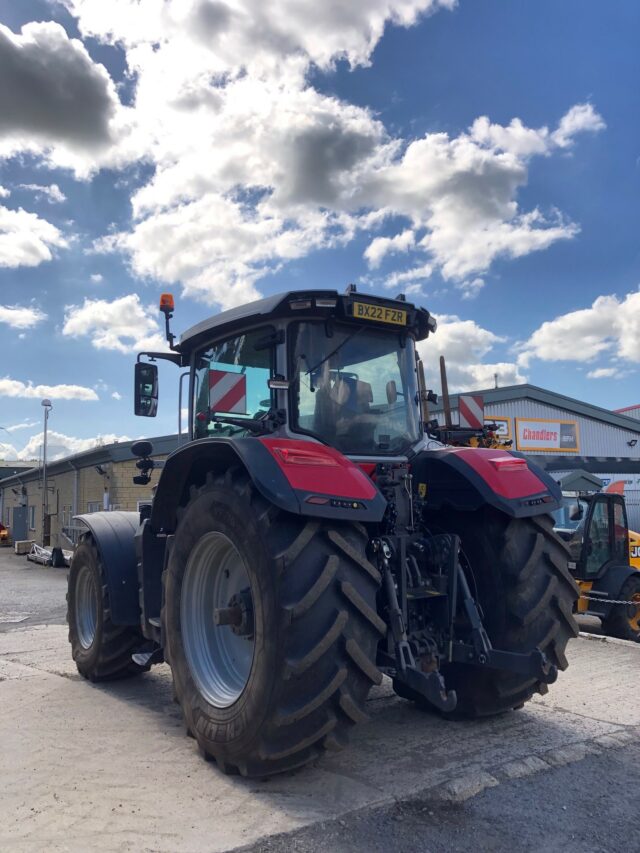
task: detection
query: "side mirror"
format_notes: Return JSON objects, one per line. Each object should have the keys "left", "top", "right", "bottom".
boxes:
{"left": 569, "top": 503, "right": 583, "bottom": 522}
{"left": 386, "top": 380, "right": 397, "bottom": 404}
{"left": 134, "top": 362, "right": 158, "bottom": 417}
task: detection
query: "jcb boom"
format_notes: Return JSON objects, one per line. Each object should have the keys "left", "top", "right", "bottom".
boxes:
{"left": 67, "top": 287, "right": 578, "bottom": 777}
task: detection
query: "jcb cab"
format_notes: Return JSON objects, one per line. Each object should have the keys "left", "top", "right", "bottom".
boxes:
{"left": 554, "top": 492, "right": 640, "bottom": 641}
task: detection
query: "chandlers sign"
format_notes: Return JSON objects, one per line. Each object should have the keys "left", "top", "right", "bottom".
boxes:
{"left": 515, "top": 418, "right": 579, "bottom": 453}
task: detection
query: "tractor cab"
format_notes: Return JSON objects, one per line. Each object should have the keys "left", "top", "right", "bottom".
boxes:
{"left": 553, "top": 491, "right": 640, "bottom": 641}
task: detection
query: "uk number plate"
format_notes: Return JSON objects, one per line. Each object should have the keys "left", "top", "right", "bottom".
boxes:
{"left": 353, "top": 301, "right": 407, "bottom": 325}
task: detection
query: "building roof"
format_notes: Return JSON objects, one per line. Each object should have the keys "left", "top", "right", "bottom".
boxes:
{"left": 558, "top": 469, "right": 604, "bottom": 492}
{"left": 430, "top": 383, "right": 640, "bottom": 434}
{"left": 0, "top": 434, "right": 182, "bottom": 488}
{"left": 614, "top": 404, "right": 640, "bottom": 413}
{"left": 0, "top": 465, "right": 32, "bottom": 481}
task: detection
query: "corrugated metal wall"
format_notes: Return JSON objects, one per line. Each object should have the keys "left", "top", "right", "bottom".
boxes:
{"left": 438, "top": 399, "right": 640, "bottom": 459}
{"left": 617, "top": 406, "right": 640, "bottom": 420}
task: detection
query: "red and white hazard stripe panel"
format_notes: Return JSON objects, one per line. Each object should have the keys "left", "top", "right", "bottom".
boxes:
{"left": 209, "top": 370, "right": 247, "bottom": 414}
{"left": 458, "top": 394, "right": 484, "bottom": 429}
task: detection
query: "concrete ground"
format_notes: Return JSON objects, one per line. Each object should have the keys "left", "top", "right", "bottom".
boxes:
{"left": 1, "top": 549, "right": 638, "bottom": 853}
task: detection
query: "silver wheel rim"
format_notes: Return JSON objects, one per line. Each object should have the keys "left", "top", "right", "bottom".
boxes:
{"left": 76, "top": 564, "right": 98, "bottom": 650}
{"left": 181, "top": 532, "right": 255, "bottom": 708}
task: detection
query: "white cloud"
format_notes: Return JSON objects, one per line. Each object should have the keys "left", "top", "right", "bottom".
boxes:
{"left": 18, "top": 183, "right": 67, "bottom": 203}
{"left": 15, "top": 430, "right": 130, "bottom": 461}
{"left": 62, "top": 293, "right": 168, "bottom": 353}
{"left": 111, "top": 391, "right": 122, "bottom": 400}
{"left": 586, "top": 367, "right": 623, "bottom": 379}
{"left": 0, "top": 441, "right": 18, "bottom": 460}
{"left": 0, "top": 4, "right": 603, "bottom": 305}
{"left": 90, "top": 273, "right": 104, "bottom": 283}
{"left": 518, "top": 290, "right": 640, "bottom": 369}
{"left": 63, "top": 0, "right": 455, "bottom": 71}
{"left": 383, "top": 263, "right": 433, "bottom": 291}
{"left": 0, "top": 21, "right": 121, "bottom": 171}
{"left": 0, "top": 205, "right": 68, "bottom": 268}
{"left": 0, "top": 419, "right": 38, "bottom": 433}
{"left": 364, "top": 229, "right": 415, "bottom": 269}
{"left": 417, "top": 314, "right": 525, "bottom": 393}
{"left": 0, "top": 377, "right": 98, "bottom": 400}
{"left": 0, "top": 185, "right": 9, "bottom": 198}
{"left": 456, "top": 277, "right": 485, "bottom": 300}
{"left": 0, "top": 304, "right": 47, "bottom": 329}
{"left": 551, "top": 103, "right": 606, "bottom": 149}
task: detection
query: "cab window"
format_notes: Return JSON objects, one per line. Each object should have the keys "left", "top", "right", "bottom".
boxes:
{"left": 585, "top": 499, "right": 611, "bottom": 577}
{"left": 193, "top": 327, "right": 274, "bottom": 438}
{"left": 612, "top": 501, "right": 628, "bottom": 563}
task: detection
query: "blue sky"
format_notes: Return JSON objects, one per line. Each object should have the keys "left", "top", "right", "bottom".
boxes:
{"left": 0, "top": 0, "right": 638, "bottom": 459}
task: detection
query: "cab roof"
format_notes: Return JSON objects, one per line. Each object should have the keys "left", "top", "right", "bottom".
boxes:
{"left": 179, "top": 289, "right": 435, "bottom": 355}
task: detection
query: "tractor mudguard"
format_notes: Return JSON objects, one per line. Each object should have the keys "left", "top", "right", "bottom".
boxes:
{"left": 75, "top": 511, "right": 141, "bottom": 626}
{"left": 585, "top": 564, "right": 640, "bottom": 618}
{"left": 150, "top": 436, "right": 386, "bottom": 534}
{"left": 411, "top": 447, "right": 561, "bottom": 519}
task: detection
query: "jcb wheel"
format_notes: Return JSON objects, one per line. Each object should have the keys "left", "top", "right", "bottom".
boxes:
{"left": 163, "top": 468, "right": 383, "bottom": 777}
{"left": 602, "top": 575, "right": 640, "bottom": 642}
{"left": 67, "top": 535, "right": 149, "bottom": 681}
{"left": 395, "top": 509, "right": 578, "bottom": 717}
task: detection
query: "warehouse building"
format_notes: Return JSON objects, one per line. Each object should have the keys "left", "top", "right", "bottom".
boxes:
{"left": 0, "top": 435, "right": 180, "bottom": 548}
{"left": 430, "top": 384, "right": 640, "bottom": 529}
{"left": 4, "top": 384, "right": 640, "bottom": 548}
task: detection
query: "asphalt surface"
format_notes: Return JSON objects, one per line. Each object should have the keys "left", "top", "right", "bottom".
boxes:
{"left": 0, "top": 549, "right": 67, "bottom": 630}
{"left": 244, "top": 743, "right": 640, "bottom": 853}
{"left": 1, "top": 548, "right": 638, "bottom": 853}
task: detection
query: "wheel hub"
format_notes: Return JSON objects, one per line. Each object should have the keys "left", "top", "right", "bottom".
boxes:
{"left": 214, "top": 588, "right": 254, "bottom": 638}
{"left": 181, "top": 532, "right": 255, "bottom": 708}
{"left": 75, "top": 564, "right": 98, "bottom": 650}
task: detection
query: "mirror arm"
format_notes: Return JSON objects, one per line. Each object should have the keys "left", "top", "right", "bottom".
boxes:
{"left": 137, "top": 351, "right": 182, "bottom": 366}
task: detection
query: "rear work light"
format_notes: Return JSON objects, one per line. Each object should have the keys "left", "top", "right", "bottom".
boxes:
{"left": 274, "top": 447, "right": 339, "bottom": 467}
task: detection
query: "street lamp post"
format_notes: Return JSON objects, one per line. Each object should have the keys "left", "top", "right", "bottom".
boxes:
{"left": 41, "top": 399, "right": 53, "bottom": 546}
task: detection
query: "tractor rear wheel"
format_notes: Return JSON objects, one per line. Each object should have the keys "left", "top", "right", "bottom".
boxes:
{"left": 395, "top": 509, "right": 578, "bottom": 717}
{"left": 67, "top": 535, "right": 150, "bottom": 681}
{"left": 602, "top": 575, "right": 640, "bottom": 642}
{"left": 163, "top": 468, "right": 383, "bottom": 777}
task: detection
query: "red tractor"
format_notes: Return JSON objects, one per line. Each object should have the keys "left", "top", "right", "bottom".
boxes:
{"left": 67, "top": 288, "right": 577, "bottom": 776}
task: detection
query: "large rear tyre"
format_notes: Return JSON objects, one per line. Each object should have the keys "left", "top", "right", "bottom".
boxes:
{"left": 163, "top": 468, "right": 383, "bottom": 777}
{"left": 394, "top": 509, "right": 578, "bottom": 717}
{"left": 602, "top": 575, "right": 640, "bottom": 642}
{"left": 67, "top": 535, "right": 149, "bottom": 681}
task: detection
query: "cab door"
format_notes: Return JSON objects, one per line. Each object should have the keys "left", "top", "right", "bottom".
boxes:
{"left": 583, "top": 495, "right": 627, "bottom": 578}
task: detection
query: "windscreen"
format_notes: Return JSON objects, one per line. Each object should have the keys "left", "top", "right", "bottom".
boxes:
{"left": 290, "top": 321, "right": 422, "bottom": 455}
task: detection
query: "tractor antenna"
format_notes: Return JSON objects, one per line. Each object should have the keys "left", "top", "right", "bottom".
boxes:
{"left": 159, "top": 293, "right": 178, "bottom": 351}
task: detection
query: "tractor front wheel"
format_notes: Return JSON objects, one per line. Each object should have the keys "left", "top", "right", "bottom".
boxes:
{"left": 163, "top": 469, "right": 383, "bottom": 777}
{"left": 67, "top": 535, "right": 150, "bottom": 681}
